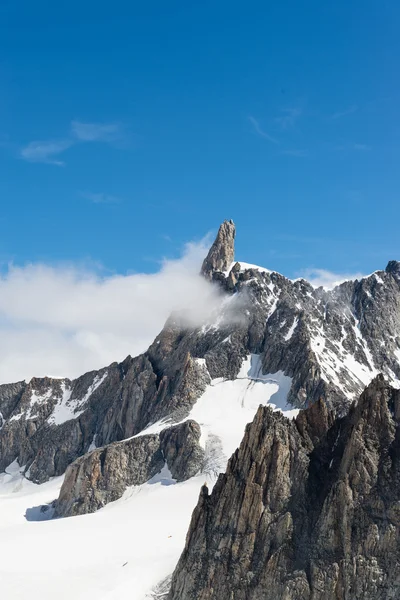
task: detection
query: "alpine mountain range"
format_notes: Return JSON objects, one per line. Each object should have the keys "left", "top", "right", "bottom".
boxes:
{"left": 1, "top": 220, "right": 399, "bottom": 599}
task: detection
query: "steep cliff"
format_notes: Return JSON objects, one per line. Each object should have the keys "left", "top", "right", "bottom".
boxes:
{"left": 168, "top": 376, "right": 400, "bottom": 600}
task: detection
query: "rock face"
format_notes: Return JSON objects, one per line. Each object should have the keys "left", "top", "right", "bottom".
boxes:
{"left": 1, "top": 220, "right": 400, "bottom": 492}
{"left": 160, "top": 420, "right": 204, "bottom": 482}
{"left": 55, "top": 419, "right": 205, "bottom": 518}
{"left": 55, "top": 433, "right": 163, "bottom": 518}
{"left": 168, "top": 376, "right": 400, "bottom": 600}
{"left": 201, "top": 220, "right": 236, "bottom": 280}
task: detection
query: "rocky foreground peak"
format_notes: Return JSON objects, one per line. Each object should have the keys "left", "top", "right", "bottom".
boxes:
{"left": 168, "top": 375, "right": 400, "bottom": 600}
{"left": 201, "top": 219, "right": 236, "bottom": 280}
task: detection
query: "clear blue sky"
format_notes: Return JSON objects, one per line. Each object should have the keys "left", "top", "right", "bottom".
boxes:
{"left": 1, "top": 0, "right": 399, "bottom": 278}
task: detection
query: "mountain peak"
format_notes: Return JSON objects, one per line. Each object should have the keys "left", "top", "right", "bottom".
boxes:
{"left": 201, "top": 219, "right": 235, "bottom": 280}
{"left": 385, "top": 260, "right": 400, "bottom": 279}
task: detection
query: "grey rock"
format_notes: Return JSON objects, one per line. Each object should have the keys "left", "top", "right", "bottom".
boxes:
{"left": 168, "top": 376, "right": 400, "bottom": 600}
{"left": 201, "top": 220, "right": 236, "bottom": 280}
{"left": 54, "top": 419, "right": 205, "bottom": 517}
{"left": 54, "top": 433, "right": 163, "bottom": 517}
{"left": 160, "top": 420, "right": 204, "bottom": 481}
{"left": 386, "top": 260, "right": 400, "bottom": 281}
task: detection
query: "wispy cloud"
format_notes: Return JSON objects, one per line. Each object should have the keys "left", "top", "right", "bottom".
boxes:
{"left": 71, "top": 120, "right": 121, "bottom": 142}
{"left": 20, "top": 140, "right": 72, "bottom": 166}
{"left": 299, "top": 268, "right": 365, "bottom": 289}
{"left": 274, "top": 107, "right": 302, "bottom": 129}
{"left": 334, "top": 142, "right": 372, "bottom": 153}
{"left": 331, "top": 105, "right": 358, "bottom": 119}
{"left": 247, "top": 116, "right": 279, "bottom": 144}
{"left": 280, "top": 149, "right": 308, "bottom": 157}
{"left": 20, "top": 120, "right": 125, "bottom": 166}
{"left": 353, "top": 143, "right": 371, "bottom": 151}
{"left": 80, "top": 191, "right": 122, "bottom": 204}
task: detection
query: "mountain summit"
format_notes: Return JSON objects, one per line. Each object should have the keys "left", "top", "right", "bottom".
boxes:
{"left": 201, "top": 219, "right": 236, "bottom": 280}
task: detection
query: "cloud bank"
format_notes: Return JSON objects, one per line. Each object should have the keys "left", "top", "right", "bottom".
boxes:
{"left": 299, "top": 268, "right": 365, "bottom": 289}
{"left": 0, "top": 241, "right": 224, "bottom": 384}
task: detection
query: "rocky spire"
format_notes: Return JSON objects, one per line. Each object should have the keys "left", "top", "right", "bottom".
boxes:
{"left": 201, "top": 219, "right": 236, "bottom": 281}
{"left": 386, "top": 260, "right": 400, "bottom": 280}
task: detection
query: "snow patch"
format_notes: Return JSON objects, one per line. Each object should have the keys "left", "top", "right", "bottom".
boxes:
{"left": 48, "top": 372, "right": 108, "bottom": 426}
{"left": 284, "top": 317, "right": 299, "bottom": 341}
{"left": 224, "top": 261, "right": 272, "bottom": 275}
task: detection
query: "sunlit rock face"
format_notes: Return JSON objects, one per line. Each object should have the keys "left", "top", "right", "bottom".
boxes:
{"left": 168, "top": 376, "right": 400, "bottom": 600}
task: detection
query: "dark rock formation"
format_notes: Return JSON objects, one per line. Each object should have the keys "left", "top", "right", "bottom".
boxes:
{"left": 386, "top": 260, "right": 400, "bottom": 281}
{"left": 55, "top": 419, "right": 205, "bottom": 518}
{"left": 168, "top": 376, "right": 400, "bottom": 600}
{"left": 201, "top": 220, "right": 236, "bottom": 280}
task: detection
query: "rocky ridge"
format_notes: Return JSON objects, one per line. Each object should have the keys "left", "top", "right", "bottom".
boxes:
{"left": 168, "top": 375, "right": 400, "bottom": 600}
{"left": 55, "top": 419, "right": 204, "bottom": 517}
{"left": 1, "top": 220, "right": 400, "bottom": 499}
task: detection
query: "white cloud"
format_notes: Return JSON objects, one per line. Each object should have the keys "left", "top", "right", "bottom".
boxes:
{"left": 20, "top": 121, "right": 124, "bottom": 166}
{"left": 353, "top": 143, "right": 371, "bottom": 151}
{"left": 0, "top": 241, "right": 226, "bottom": 384}
{"left": 280, "top": 149, "right": 308, "bottom": 157}
{"left": 247, "top": 116, "right": 279, "bottom": 144}
{"left": 20, "top": 140, "right": 72, "bottom": 165}
{"left": 80, "top": 191, "right": 122, "bottom": 204}
{"left": 331, "top": 105, "right": 358, "bottom": 119}
{"left": 274, "top": 107, "right": 302, "bottom": 129}
{"left": 71, "top": 120, "right": 121, "bottom": 142}
{"left": 299, "top": 268, "right": 365, "bottom": 289}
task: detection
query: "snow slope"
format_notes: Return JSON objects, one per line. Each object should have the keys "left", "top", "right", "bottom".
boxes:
{"left": 0, "top": 355, "right": 296, "bottom": 600}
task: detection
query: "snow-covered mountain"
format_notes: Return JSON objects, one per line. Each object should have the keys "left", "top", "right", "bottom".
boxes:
{"left": 1, "top": 220, "right": 400, "bottom": 599}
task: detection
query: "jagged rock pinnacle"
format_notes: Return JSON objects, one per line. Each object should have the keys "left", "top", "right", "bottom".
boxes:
{"left": 386, "top": 260, "right": 400, "bottom": 280}
{"left": 201, "top": 219, "right": 235, "bottom": 281}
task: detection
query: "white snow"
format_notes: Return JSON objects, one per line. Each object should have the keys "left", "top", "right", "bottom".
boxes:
{"left": 138, "top": 355, "right": 297, "bottom": 470}
{"left": 48, "top": 383, "right": 73, "bottom": 425}
{"left": 284, "top": 318, "right": 299, "bottom": 341}
{"left": 48, "top": 372, "right": 108, "bottom": 426}
{"left": 0, "top": 354, "right": 296, "bottom": 600}
{"left": 224, "top": 261, "right": 272, "bottom": 275}
{"left": 308, "top": 316, "right": 380, "bottom": 396}
{"left": 189, "top": 355, "right": 296, "bottom": 467}
{"left": 10, "top": 387, "right": 54, "bottom": 421}
{"left": 0, "top": 468, "right": 205, "bottom": 600}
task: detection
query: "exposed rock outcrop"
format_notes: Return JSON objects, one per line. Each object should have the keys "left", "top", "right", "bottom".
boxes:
{"left": 55, "top": 419, "right": 205, "bottom": 518}
{"left": 168, "top": 376, "right": 400, "bottom": 600}
{"left": 160, "top": 420, "right": 204, "bottom": 481}
{"left": 386, "top": 260, "right": 400, "bottom": 281}
{"left": 201, "top": 220, "right": 236, "bottom": 280}
{"left": 54, "top": 433, "right": 163, "bottom": 518}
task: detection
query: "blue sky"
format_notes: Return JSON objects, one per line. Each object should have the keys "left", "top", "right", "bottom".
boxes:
{"left": 1, "top": 0, "right": 399, "bottom": 278}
